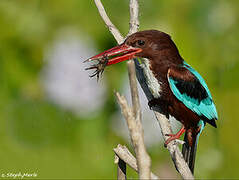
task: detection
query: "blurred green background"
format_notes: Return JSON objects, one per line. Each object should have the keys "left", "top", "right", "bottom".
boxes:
{"left": 0, "top": 0, "right": 238, "bottom": 179}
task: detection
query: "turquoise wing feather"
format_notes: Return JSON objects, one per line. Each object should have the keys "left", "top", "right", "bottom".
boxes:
{"left": 167, "top": 62, "right": 218, "bottom": 124}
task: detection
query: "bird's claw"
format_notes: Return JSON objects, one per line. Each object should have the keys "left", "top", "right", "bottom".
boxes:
{"left": 175, "top": 139, "right": 185, "bottom": 145}
{"left": 164, "top": 138, "right": 185, "bottom": 148}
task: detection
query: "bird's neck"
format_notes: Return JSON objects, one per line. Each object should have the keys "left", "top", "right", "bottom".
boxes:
{"left": 140, "top": 58, "right": 162, "bottom": 98}
{"left": 148, "top": 49, "right": 183, "bottom": 80}
{"left": 140, "top": 49, "right": 183, "bottom": 98}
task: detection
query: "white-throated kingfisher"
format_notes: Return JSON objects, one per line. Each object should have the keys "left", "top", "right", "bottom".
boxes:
{"left": 85, "top": 30, "right": 218, "bottom": 174}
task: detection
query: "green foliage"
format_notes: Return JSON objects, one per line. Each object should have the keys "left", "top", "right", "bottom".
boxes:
{"left": 0, "top": 0, "right": 238, "bottom": 178}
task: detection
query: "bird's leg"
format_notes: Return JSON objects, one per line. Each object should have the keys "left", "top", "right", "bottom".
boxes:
{"left": 164, "top": 126, "right": 186, "bottom": 147}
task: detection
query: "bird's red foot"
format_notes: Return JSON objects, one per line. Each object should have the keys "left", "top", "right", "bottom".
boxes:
{"left": 164, "top": 126, "right": 186, "bottom": 147}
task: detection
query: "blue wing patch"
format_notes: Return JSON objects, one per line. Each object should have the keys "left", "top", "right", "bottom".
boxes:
{"left": 168, "top": 62, "right": 218, "bottom": 124}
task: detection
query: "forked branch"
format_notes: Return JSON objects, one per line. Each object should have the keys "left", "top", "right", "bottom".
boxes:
{"left": 114, "top": 144, "right": 159, "bottom": 179}
{"left": 115, "top": 92, "right": 151, "bottom": 179}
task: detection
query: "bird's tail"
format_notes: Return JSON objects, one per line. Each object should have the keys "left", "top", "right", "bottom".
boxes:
{"left": 182, "top": 120, "right": 205, "bottom": 174}
{"left": 182, "top": 133, "right": 198, "bottom": 174}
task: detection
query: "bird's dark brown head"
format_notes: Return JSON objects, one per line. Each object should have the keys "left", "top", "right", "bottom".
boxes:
{"left": 124, "top": 30, "right": 180, "bottom": 60}
{"left": 84, "top": 30, "right": 182, "bottom": 78}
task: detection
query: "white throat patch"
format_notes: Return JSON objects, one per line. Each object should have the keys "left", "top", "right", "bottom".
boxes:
{"left": 140, "top": 58, "right": 161, "bottom": 98}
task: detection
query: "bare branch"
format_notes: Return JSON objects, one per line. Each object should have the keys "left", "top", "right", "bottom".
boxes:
{"left": 128, "top": 0, "right": 140, "bottom": 36}
{"left": 114, "top": 144, "right": 159, "bottom": 180}
{"left": 127, "top": 61, "right": 141, "bottom": 124}
{"left": 153, "top": 112, "right": 194, "bottom": 179}
{"left": 127, "top": 59, "right": 152, "bottom": 179}
{"left": 127, "top": 1, "right": 152, "bottom": 178}
{"left": 127, "top": 0, "right": 140, "bottom": 121}
{"left": 94, "top": 0, "right": 124, "bottom": 44}
{"left": 115, "top": 92, "right": 151, "bottom": 179}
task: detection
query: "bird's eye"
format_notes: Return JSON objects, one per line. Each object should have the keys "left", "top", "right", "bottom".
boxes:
{"left": 136, "top": 40, "right": 145, "bottom": 46}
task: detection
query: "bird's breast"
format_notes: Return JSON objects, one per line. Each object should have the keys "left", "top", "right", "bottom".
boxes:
{"left": 140, "top": 59, "right": 162, "bottom": 98}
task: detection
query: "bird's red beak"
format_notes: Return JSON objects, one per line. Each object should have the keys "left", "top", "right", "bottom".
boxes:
{"left": 84, "top": 44, "right": 142, "bottom": 66}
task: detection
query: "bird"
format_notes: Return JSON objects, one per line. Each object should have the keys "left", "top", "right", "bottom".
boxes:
{"left": 84, "top": 30, "right": 218, "bottom": 174}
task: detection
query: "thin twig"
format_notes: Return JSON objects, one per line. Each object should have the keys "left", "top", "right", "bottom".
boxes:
{"left": 114, "top": 144, "right": 159, "bottom": 180}
{"left": 127, "top": 61, "right": 151, "bottom": 179}
{"left": 127, "top": 61, "right": 141, "bottom": 122}
{"left": 127, "top": 0, "right": 140, "bottom": 119}
{"left": 115, "top": 90, "right": 151, "bottom": 179}
{"left": 128, "top": 0, "right": 139, "bottom": 36}
{"left": 154, "top": 112, "right": 193, "bottom": 178}
{"left": 126, "top": 0, "right": 151, "bottom": 178}
{"left": 94, "top": 0, "right": 124, "bottom": 44}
